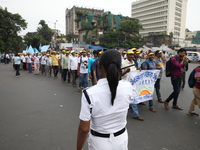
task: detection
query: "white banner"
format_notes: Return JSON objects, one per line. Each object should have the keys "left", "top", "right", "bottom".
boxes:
{"left": 126, "top": 70, "right": 160, "bottom": 104}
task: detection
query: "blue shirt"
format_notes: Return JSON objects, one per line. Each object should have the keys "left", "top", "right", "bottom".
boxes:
{"left": 88, "top": 57, "right": 97, "bottom": 73}
{"left": 13, "top": 56, "right": 22, "bottom": 65}
{"left": 141, "top": 59, "right": 156, "bottom": 70}
{"left": 92, "top": 59, "right": 101, "bottom": 80}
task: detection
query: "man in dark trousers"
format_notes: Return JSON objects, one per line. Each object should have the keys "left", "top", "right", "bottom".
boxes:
{"left": 164, "top": 48, "right": 187, "bottom": 110}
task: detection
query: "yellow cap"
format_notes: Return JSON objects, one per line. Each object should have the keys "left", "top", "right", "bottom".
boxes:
{"left": 148, "top": 52, "right": 154, "bottom": 55}
{"left": 82, "top": 50, "right": 86, "bottom": 53}
{"left": 66, "top": 50, "right": 70, "bottom": 53}
{"left": 131, "top": 48, "right": 137, "bottom": 51}
{"left": 62, "top": 50, "right": 66, "bottom": 52}
{"left": 122, "top": 51, "right": 127, "bottom": 54}
{"left": 127, "top": 50, "right": 134, "bottom": 54}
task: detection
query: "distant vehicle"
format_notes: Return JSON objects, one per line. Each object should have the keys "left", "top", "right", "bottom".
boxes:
{"left": 187, "top": 52, "right": 200, "bottom": 62}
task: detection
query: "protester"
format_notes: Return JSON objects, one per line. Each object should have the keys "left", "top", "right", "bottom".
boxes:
{"left": 76, "top": 50, "right": 134, "bottom": 150}
{"left": 187, "top": 67, "right": 200, "bottom": 116}
{"left": 164, "top": 48, "right": 187, "bottom": 110}
{"left": 77, "top": 50, "right": 89, "bottom": 92}
{"left": 61, "top": 51, "right": 70, "bottom": 83}
{"left": 33, "top": 53, "right": 40, "bottom": 75}
{"left": 68, "top": 50, "right": 78, "bottom": 87}
{"left": 141, "top": 52, "right": 157, "bottom": 112}
{"left": 153, "top": 50, "right": 164, "bottom": 103}
{"left": 51, "top": 51, "right": 59, "bottom": 78}
{"left": 181, "top": 58, "right": 189, "bottom": 90}
{"left": 121, "top": 50, "right": 144, "bottom": 121}
{"left": 25, "top": 53, "right": 32, "bottom": 73}
{"left": 13, "top": 53, "right": 22, "bottom": 77}
{"left": 46, "top": 54, "right": 52, "bottom": 78}
{"left": 88, "top": 50, "right": 98, "bottom": 85}
{"left": 91, "top": 51, "right": 103, "bottom": 85}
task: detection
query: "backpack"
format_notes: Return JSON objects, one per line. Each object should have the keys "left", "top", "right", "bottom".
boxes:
{"left": 188, "top": 66, "right": 200, "bottom": 88}
{"left": 165, "top": 57, "right": 178, "bottom": 77}
{"left": 141, "top": 61, "right": 150, "bottom": 70}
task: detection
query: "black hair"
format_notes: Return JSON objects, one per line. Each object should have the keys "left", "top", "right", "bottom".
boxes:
{"left": 99, "top": 50, "right": 121, "bottom": 105}
{"left": 155, "top": 50, "right": 160, "bottom": 56}
{"left": 177, "top": 48, "right": 186, "bottom": 53}
{"left": 93, "top": 50, "right": 98, "bottom": 55}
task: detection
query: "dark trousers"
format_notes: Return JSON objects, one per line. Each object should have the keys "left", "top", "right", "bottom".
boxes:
{"left": 71, "top": 70, "right": 78, "bottom": 86}
{"left": 62, "top": 69, "right": 71, "bottom": 82}
{"left": 53, "top": 66, "right": 59, "bottom": 77}
{"left": 15, "top": 64, "right": 20, "bottom": 76}
{"left": 166, "top": 76, "right": 181, "bottom": 106}
{"left": 23, "top": 62, "right": 26, "bottom": 70}
{"left": 41, "top": 65, "right": 46, "bottom": 75}
{"left": 181, "top": 72, "right": 186, "bottom": 88}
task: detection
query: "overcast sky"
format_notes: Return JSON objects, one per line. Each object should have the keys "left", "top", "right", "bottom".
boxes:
{"left": 1, "top": 0, "right": 199, "bottom": 35}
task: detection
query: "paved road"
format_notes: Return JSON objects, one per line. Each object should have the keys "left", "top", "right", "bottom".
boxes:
{"left": 0, "top": 62, "right": 200, "bottom": 150}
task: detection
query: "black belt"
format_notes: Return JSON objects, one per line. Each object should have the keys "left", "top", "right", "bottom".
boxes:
{"left": 90, "top": 128, "right": 126, "bottom": 138}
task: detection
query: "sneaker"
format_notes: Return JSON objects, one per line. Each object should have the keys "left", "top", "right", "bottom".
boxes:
{"left": 133, "top": 116, "right": 144, "bottom": 121}
{"left": 187, "top": 112, "right": 199, "bottom": 117}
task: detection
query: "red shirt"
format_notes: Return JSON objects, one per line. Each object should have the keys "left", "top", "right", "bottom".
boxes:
{"left": 171, "top": 55, "right": 184, "bottom": 77}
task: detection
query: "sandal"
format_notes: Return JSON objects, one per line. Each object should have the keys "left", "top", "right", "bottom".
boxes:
{"left": 149, "top": 107, "right": 156, "bottom": 112}
{"left": 172, "top": 105, "right": 183, "bottom": 110}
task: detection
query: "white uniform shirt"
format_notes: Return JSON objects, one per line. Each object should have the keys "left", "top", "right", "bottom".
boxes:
{"left": 68, "top": 55, "right": 78, "bottom": 70}
{"left": 121, "top": 59, "right": 136, "bottom": 80}
{"left": 25, "top": 55, "right": 32, "bottom": 63}
{"left": 41, "top": 56, "right": 46, "bottom": 65}
{"left": 21, "top": 55, "right": 25, "bottom": 63}
{"left": 46, "top": 57, "right": 52, "bottom": 66}
{"left": 79, "top": 78, "right": 133, "bottom": 134}
{"left": 78, "top": 56, "right": 88, "bottom": 74}
{"left": 34, "top": 56, "right": 40, "bottom": 64}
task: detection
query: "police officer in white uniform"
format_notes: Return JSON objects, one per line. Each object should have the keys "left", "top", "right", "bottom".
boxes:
{"left": 76, "top": 50, "right": 135, "bottom": 150}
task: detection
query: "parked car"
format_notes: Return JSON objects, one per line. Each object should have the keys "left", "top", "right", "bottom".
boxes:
{"left": 186, "top": 51, "right": 200, "bottom": 62}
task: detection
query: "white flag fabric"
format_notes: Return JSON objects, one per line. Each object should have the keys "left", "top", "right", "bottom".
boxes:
{"left": 126, "top": 70, "right": 160, "bottom": 104}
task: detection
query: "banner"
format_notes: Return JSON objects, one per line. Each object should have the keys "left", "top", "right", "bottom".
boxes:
{"left": 126, "top": 70, "right": 160, "bottom": 104}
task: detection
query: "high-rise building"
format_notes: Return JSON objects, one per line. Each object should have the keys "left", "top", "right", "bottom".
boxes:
{"left": 65, "top": 6, "right": 104, "bottom": 36}
{"left": 131, "top": 0, "right": 188, "bottom": 45}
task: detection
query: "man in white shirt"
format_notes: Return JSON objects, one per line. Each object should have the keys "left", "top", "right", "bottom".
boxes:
{"left": 25, "top": 53, "right": 32, "bottom": 73}
{"left": 121, "top": 50, "right": 144, "bottom": 121}
{"left": 40, "top": 53, "right": 47, "bottom": 75}
{"left": 33, "top": 53, "right": 40, "bottom": 75}
{"left": 46, "top": 54, "right": 52, "bottom": 77}
{"left": 77, "top": 50, "right": 89, "bottom": 91}
{"left": 68, "top": 50, "right": 78, "bottom": 87}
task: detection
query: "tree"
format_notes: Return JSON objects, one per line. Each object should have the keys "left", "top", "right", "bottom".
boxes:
{"left": 37, "top": 20, "right": 53, "bottom": 43}
{"left": 23, "top": 20, "right": 53, "bottom": 50}
{"left": 0, "top": 7, "right": 27, "bottom": 53}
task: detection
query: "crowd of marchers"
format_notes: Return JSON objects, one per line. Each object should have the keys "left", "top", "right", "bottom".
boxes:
{"left": 8, "top": 48, "right": 200, "bottom": 120}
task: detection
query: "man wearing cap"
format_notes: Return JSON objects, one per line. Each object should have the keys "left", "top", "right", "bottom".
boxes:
{"left": 60, "top": 50, "right": 66, "bottom": 74}
{"left": 61, "top": 51, "right": 70, "bottom": 83}
{"left": 40, "top": 53, "right": 47, "bottom": 75}
{"left": 88, "top": 50, "right": 98, "bottom": 85}
{"left": 51, "top": 51, "right": 59, "bottom": 78}
{"left": 33, "top": 53, "right": 41, "bottom": 75}
{"left": 77, "top": 50, "right": 89, "bottom": 92}
{"left": 141, "top": 52, "right": 157, "bottom": 112}
{"left": 46, "top": 54, "right": 52, "bottom": 77}
{"left": 25, "top": 53, "right": 32, "bottom": 73}
{"left": 121, "top": 50, "right": 144, "bottom": 121}
{"left": 91, "top": 50, "right": 103, "bottom": 85}
{"left": 68, "top": 50, "right": 78, "bottom": 87}
{"left": 187, "top": 66, "right": 200, "bottom": 116}
{"left": 121, "top": 51, "right": 127, "bottom": 61}
{"left": 153, "top": 50, "right": 165, "bottom": 103}
{"left": 134, "top": 51, "right": 142, "bottom": 70}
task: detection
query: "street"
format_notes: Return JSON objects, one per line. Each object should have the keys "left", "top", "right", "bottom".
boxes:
{"left": 0, "top": 62, "right": 200, "bottom": 150}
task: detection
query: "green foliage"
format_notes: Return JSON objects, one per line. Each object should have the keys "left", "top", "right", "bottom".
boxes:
{"left": 99, "top": 20, "right": 145, "bottom": 48}
{"left": 23, "top": 20, "right": 53, "bottom": 50}
{"left": 66, "top": 33, "right": 76, "bottom": 43}
{"left": 119, "top": 20, "right": 143, "bottom": 36}
{"left": 0, "top": 7, "right": 27, "bottom": 52}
